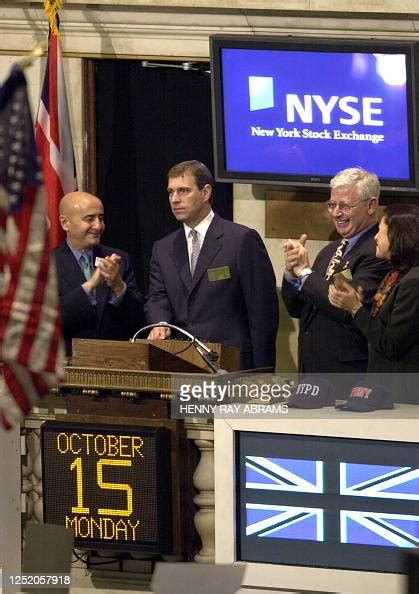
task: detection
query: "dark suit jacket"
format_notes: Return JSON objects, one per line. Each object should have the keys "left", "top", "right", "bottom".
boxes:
{"left": 281, "top": 225, "right": 391, "bottom": 374}
{"left": 144, "top": 214, "right": 279, "bottom": 370}
{"left": 353, "top": 265, "right": 419, "bottom": 369}
{"left": 54, "top": 242, "right": 143, "bottom": 355}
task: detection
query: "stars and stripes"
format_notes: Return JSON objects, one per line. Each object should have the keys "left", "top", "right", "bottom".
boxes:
{"left": 35, "top": 12, "right": 77, "bottom": 248}
{"left": 0, "top": 66, "right": 64, "bottom": 429}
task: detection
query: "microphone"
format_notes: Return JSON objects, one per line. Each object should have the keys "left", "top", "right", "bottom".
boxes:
{"left": 130, "top": 322, "right": 226, "bottom": 374}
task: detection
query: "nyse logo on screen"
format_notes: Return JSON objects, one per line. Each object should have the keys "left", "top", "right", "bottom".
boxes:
{"left": 244, "top": 457, "right": 419, "bottom": 548}
{"left": 249, "top": 76, "right": 274, "bottom": 111}
{"left": 248, "top": 76, "right": 383, "bottom": 126}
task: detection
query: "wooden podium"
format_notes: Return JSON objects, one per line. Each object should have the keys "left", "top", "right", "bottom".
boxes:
{"left": 70, "top": 337, "right": 240, "bottom": 372}
{"left": 49, "top": 338, "right": 239, "bottom": 559}
{"left": 61, "top": 338, "right": 239, "bottom": 417}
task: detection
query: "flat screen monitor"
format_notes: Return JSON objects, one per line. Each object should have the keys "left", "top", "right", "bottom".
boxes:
{"left": 210, "top": 35, "right": 419, "bottom": 193}
{"left": 236, "top": 431, "right": 419, "bottom": 573}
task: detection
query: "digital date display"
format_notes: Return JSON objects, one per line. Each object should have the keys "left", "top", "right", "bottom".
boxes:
{"left": 41, "top": 422, "right": 172, "bottom": 553}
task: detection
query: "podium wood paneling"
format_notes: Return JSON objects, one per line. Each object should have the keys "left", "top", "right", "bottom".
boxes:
{"left": 70, "top": 338, "right": 240, "bottom": 373}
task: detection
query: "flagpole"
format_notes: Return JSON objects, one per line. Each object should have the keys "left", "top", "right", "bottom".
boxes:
{"left": 35, "top": 0, "right": 78, "bottom": 248}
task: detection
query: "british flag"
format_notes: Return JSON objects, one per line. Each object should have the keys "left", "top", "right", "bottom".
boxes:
{"left": 246, "top": 456, "right": 323, "bottom": 493}
{"left": 0, "top": 66, "right": 64, "bottom": 429}
{"left": 246, "top": 503, "right": 324, "bottom": 541}
{"left": 340, "top": 462, "right": 419, "bottom": 500}
{"left": 340, "top": 462, "right": 419, "bottom": 547}
{"left": 35, "top": 13, "right": 77, "bottom": 248}
{"left": 243, "top": 455, "right": 419, "bottom": 548}
{"left": 245, "top": 456, "right": 325, "bottom": 541}
{"left": 341, "top": 510, "right": 419, "bottom": 548}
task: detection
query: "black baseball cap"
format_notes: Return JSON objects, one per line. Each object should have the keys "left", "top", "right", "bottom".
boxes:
{"left": 336, "top": 382, "right": 394, "bottom": 412}
{"left": 288, "top": 376, "right": 335, "bottom": 409}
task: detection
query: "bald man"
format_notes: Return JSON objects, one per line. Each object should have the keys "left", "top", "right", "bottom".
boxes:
{"left": 54, "top": 191, "right": 143, "bottom": 355}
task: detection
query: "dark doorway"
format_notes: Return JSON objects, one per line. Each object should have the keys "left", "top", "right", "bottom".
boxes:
{"left": 87, "top": 59, "right": 233, "bottom": 293}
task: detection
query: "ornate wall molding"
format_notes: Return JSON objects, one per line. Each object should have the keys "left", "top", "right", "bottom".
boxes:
{"left": 0, "top": 5, "right": 419, "bottom": 58}
{"left": 7, "top": 0, "right": 419, "bottom": 15}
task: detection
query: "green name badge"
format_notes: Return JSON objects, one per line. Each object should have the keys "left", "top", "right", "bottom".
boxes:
{"left": 207, "top": 265, "right": 231, "bottom": 282}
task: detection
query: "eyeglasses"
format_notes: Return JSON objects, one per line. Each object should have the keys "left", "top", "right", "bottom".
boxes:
{"left": 325, "top": 198, "right": 369, "bottom": 214}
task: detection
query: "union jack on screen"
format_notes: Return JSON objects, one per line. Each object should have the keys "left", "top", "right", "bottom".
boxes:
{"left": 246, "top": 456, "right": 323, "bottom": 493}
{"left": 0, "top": 66, "right": 64, "bottom": 429}
{"left": 246, "top": 503, "right": 324, "bottom": 541}
{"left": 35, "top": 16, "right": 77, "bottom": 248}
{"left": 245, "top": 456, "right": 325, "bottom": 542}
{"left": 244, "top": 455, "right": 419, "bottom": 548}
{"left": 340, "top": 462, "right": 419, "bottom": 547}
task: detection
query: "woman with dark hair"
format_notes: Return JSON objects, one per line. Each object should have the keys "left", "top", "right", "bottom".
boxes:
{"left": 328, "top": 204, "right": 419, "bottom": 399}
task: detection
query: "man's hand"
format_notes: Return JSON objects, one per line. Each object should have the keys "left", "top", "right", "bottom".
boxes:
{"left": 82, "top": 267, "right": 104, "bottom": 293}
{"left": 283, "top": 234, "right": 309, "bottom": 278}
{"left": 147, "top": 325, "right": 171, "bottom": 340}
{"left": 96, "top": 254, "right": 125, "bottom": 296}
{"left": 328, "top": 277, "right": 363, "bottom": 316}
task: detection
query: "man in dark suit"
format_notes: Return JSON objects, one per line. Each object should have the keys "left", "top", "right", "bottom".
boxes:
{"left": 55, "top": 191, "right": 143, "bottom": 355}
{"left": 144, "top": 160, "right": 279, "bottom": 370}
{"left": 281, "top": 167, "right": 391, "bottom": 374}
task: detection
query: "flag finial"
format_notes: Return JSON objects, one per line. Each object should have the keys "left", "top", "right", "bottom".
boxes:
{"left": 44, "top": 1, "right": 64, "bottom": 36}
{"left": 20, "top": 44, "right": 46, "bottom": 70}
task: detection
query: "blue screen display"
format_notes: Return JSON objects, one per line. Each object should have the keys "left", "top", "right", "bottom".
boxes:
{"left": 218, "top": 46, "right": 413, "bottom": 183}
{"left": 237, "top": 433, "right": 419, "bottom": 572}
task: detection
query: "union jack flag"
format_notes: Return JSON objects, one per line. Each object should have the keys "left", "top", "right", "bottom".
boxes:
{"left": 244, "top": 456, "right": 325, "bottom": 542}
{"left": 246, "top": 456, "right": 323, "bottom": 493}
{"left": 243, "top": 456, "right": 419, "bottom": 548}
{"left": 341, "top": 510, "right": 419, "bottom": 548}
{"left": 246, "top": 503, "right": 324, "bottom": 541}
{"left": 0, "top": 66, "right": 64, "bottom": 429}
{"left": 340, "top": 462, "right": 419, "bottom": 547}
{"left": 35, "top": 13, "right": 77, "bottom": 248}
{"left": 340, "top": 462, "right": 419, "bottom": 500}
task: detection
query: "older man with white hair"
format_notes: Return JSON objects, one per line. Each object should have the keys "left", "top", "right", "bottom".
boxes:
{"left": 281, "top": 167, "right": 391, "bottom": 374}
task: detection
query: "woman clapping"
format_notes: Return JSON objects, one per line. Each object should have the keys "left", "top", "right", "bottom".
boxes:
{"left": 328, "top": 204, "right": 419, "bottom": 402}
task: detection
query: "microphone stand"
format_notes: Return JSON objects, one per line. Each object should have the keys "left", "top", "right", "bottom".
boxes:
{"left": 131, "top": 322, "right": 224, "bottom": 374}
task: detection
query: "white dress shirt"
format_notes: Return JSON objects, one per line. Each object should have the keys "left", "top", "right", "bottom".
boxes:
{"left": 184, "top": 210, "right": 214, "bottom": 271}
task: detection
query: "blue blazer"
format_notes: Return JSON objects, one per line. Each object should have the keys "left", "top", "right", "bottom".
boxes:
{"left": 144, "top": 214, "right": 279, "bottom": 370}
{"left": 54, "top": 242, "right": 143, "bottom": 355}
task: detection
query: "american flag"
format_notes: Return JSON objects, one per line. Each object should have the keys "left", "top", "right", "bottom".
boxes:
{"left": 35, "top": 14, "right": 77, "bottom": 248}
{"left": 0, "top": 66, "right": 64, "bottom": 429}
